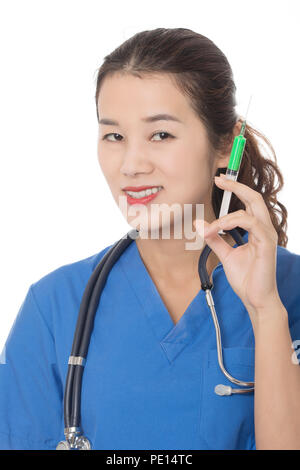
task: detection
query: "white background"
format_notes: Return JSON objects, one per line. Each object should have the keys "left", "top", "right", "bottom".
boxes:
{"left": 1, "top": 0, "right": 299, "bottom": 351}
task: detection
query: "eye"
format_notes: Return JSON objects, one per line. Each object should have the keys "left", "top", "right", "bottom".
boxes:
{"left": 102, "top": 133, "right": 123, "bottom": 142}
{"left": 101, "top": 131, "right": 174, "bottom": 142}
{"left": 151, "top": 131, "right": 174, "bottom": 141}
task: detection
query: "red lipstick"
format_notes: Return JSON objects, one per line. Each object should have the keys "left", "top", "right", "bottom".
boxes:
{"left": 122, "top": 185, "right": 160, "bottom": 191}
{"left": 122, "top": 185, "right": 163, "bottom": 206}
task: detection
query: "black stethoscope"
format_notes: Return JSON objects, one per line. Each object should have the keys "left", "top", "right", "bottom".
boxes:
{"left": 56, "top": 227, "right": 254, "bottom": 450}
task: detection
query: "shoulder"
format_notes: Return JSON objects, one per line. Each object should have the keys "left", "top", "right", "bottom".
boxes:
{"left": 28, "top": 242, "right": 115, "bottom": 321}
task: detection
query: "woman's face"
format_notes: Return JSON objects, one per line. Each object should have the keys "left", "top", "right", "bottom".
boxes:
{"left": 97, "top": 72, "right": 227, "bottom": 236}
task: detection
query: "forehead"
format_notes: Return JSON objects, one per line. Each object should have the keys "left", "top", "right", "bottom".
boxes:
{"left": 97, "top": 72, "right": 193, "bottom": 121}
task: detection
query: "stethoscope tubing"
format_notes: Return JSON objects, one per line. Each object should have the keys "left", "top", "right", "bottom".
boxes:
{"left": 199, "top": 228, "right": 255, "bottom": 395}
{"left": 64, "top": 230, "right": 138, "bottom": 429}
{"left": 64, "top": 244, "right": 116, "bottom": 428}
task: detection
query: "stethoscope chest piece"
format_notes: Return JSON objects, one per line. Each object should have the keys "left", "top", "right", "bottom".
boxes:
{"left": 56, "top": 435, "right": 91, "bottom": 450}
{"left": 56, "top": 427, "right": 92, "bottom": 450}
{"left": 56, "top": 440, "right": 71, "bottom": 450}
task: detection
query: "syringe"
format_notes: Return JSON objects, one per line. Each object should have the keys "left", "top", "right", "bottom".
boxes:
{"left": 217, "top": 95, "right": 252, "bottom": 235}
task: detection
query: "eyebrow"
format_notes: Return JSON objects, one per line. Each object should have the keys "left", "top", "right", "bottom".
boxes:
{"left": 99, "top": 113, "right": 183, "bottom": 126}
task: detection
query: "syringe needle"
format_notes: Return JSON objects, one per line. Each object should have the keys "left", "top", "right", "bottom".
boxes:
{"left": 245, "top": 94, "right": 252, "bottom": 121}
{"left": 240, "top": 95, "right": 252, "bottom": 137}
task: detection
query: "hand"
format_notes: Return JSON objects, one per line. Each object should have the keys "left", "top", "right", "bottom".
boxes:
{"left": 194, "top": 173, "right": 281, "bottom": 322}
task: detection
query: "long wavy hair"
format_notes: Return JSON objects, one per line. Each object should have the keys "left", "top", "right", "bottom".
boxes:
{"left": 94, "top": 27, "right": 288, "bottom": 247}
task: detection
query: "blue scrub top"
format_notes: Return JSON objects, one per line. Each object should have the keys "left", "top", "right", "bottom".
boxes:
{"left": 1, "top": 231, "right": 300, "bottom": 450}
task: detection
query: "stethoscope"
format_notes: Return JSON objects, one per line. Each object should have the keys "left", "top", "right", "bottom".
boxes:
{"left": 56, "top": 227, "right": 254, "bottom": 450}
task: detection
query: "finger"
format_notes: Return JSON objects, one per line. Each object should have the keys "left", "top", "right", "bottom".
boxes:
{"left": 195, "top": 219, "right": 234, "bottom": 264}
{"left": 215, "top": 174, "right": 273, "bottom": 227}
{"left": 204, "top": 210, "right": 272, "bottom": 245}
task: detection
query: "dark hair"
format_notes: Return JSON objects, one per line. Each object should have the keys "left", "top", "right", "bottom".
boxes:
{"left": 94, "top": 27, "right": 288, "bottom": 247}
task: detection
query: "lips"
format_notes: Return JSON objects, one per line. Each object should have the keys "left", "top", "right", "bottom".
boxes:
{"left": 122, "top": 187, "right": 163, "bottom": 206}
{"left": 122, "top": 185, "right": 162, "bottom": 192}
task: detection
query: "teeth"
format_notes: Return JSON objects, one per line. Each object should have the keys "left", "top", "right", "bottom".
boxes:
{"left": 125, "top": 186, "right": 163, "bottom": 199}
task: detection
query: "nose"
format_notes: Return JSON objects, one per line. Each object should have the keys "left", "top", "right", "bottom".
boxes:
{"left": 120, "top": 142, "right": 153, "bottom": 176}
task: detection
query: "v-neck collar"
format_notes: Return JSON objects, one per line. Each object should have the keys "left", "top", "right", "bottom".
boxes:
{"left": 118, "top": 231, "right": 249, "bottom": 364}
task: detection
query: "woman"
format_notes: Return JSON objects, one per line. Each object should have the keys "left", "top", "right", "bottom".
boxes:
{"left": 1, "top": 27, "right": 300, "bottom": 451}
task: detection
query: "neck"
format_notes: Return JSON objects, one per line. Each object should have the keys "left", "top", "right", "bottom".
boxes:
{"left": 135, "top": 219, "right": 235, "bottom": 286}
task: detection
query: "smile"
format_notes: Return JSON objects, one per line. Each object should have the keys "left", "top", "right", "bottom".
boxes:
{"left": 124, "top": 186, "right": 163, "bottom": 198}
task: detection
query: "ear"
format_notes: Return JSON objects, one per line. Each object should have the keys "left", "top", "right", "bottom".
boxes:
{"left": 214, "top": 119, "right": 242, "bottom": 171}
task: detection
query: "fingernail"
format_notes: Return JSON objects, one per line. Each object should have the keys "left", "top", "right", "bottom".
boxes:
{"left": 214, "top": 176, "right": 223, "bottom": 182}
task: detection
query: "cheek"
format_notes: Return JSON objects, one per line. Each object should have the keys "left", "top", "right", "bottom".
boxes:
{"left": 97, "top": 160, "right": 121, "bottom": 201}
{"left": 163, "top": 146, "right": 208, "bottom": 185}
{"left": 98, "top": 149, "right": 118, "bottom": 178}
{"left": 165, "top": 151, "right": 211, "bottom": 203}
{"left": 159, "top": 147, "right": 192, "bottom": 180}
